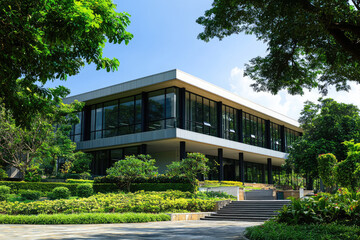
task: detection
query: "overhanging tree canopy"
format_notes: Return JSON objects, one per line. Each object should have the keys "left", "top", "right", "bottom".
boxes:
{"left": 0, "top": 0, "right": 132, "bottom": 126}
{"left": 197, "top": 0, "right": 360, "bottom": 95}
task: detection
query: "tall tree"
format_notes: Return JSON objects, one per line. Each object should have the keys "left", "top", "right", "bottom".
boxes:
{"left": 0, "top": 0, "right": 132, "bottom": 126}
{"left": 197, "top": 0, "right": 360, "bottom": 95}
{"left": 0, "top": 89, "right": 83, "bottom": 178}
{"left": 286, "top": 98, "right": 360, "bottom": 188}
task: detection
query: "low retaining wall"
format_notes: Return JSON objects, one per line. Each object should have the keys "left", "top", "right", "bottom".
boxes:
{"left": 167, "top": 212, "right": 215, "bottom": 221}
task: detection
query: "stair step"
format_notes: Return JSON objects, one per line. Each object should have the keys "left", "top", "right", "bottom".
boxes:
{"left": 201, "top": 200, "right": 288, "bottom": 222}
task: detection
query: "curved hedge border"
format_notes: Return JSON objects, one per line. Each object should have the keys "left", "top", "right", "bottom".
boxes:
{"left": 0, "top": 213, "right": 170, "bottom": 224}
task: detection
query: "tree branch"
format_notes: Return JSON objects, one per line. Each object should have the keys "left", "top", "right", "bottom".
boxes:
{"left": 352, "top": 0, "right": 360, "bottom": 11}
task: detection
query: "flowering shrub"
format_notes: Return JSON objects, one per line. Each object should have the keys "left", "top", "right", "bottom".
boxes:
{"left": 276, "top": 188, "right": 360, "bottom": 225}
{"left": 0, "top": 190, "right": 216, "bottom": 215}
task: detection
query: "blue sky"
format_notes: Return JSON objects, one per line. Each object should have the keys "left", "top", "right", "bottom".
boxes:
{"left": 46, "top": 0, "right": 360, "bottom": 120}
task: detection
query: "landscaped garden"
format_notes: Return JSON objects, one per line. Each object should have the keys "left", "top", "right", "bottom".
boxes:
{"left": 0, "top": 152, "right": 237, "bottom": 224}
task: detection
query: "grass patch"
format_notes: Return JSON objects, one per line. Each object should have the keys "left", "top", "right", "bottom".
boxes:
{"left": 0, "top": 213, "right": 170, "bottom": 224}
{"left": 245, "top": 221, "right": 360, "bottom": 240}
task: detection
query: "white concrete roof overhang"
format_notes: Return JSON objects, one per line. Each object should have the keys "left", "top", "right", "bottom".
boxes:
{"left": 63, "top": 69, "right": 301, "bottom": 131}
{"left": 77, "top": 128, "right": 287, "bottom": 166}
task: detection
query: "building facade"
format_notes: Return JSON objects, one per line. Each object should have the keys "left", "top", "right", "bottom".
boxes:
{"left": 64, "top": 70, "right": 302, "bottom": 184}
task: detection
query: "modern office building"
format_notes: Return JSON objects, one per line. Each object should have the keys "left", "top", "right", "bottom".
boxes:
{"left": 64, "top": 69, "right": 302, "bottom": 184}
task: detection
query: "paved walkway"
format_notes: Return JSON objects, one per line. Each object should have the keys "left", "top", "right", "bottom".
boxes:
{"left": 0, "top": 220, "right": 263, "bottom": 240}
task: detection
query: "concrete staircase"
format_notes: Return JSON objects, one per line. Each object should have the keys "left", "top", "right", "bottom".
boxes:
{"left": 201, "top": 200, "right": 290, "bottom": 222}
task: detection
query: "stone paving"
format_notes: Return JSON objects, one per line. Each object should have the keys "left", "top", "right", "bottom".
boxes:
{"left": 0, "top": 220, "right": 263, "bottom": 240}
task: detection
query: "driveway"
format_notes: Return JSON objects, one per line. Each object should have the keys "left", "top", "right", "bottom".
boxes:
{"left": 0, "top": 220, "right": 263, "bottom": 240}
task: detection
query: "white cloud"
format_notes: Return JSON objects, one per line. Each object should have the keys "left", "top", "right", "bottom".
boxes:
{"left": 228, "top": 67, "right": 360, "bottom": 121}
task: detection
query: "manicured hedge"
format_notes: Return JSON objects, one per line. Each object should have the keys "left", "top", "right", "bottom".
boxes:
{"left": 94, "top": 175, "right": 196, "bottom": 193}
{"left": 93, "top": 182, "right": 195, "bottom": 193}
{"left": 0, "top": 191, "right": 215, "bottom": 215}
{"left": 0, "top": 181, "right": 91, "bottom": 196}
{"left": 0, "top": 213, "right": 170, "bottom": 224}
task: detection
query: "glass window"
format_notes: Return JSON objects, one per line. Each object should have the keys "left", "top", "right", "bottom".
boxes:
{"left": 223, "top": 105, "right": 237, "bottom": 141}
{"left": 147, "top": 88, "right": 178, "bottom": 131}
{"left": 185, "top": 91, "right": 217, "bottom": 136}
{"left": 103, "top": 100, "right": 118, "bottom": 138}
{"left": 270, "top": 122, "right": 282, "bottom": 151}
{"left": 242, "top": 112, "right": 266, "bottom": 148}
{"left": 119, "top": 96, "right": 135, "bottom": 135}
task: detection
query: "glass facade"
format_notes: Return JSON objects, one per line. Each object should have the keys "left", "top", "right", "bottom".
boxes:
{"left": 70, "top": 112, "right": 83, "bottom": 142}
{"left": 285, "top": 127, "right": 300, "bottom": 153}
{"left": 72, "top": 86, "right": 300, "bottom": 154}
{"left": 148, "top": 88, "right": 178, "bottom": 130}
{"left": 270, "top": 122, "right": 282, "bottom": 151}
{"left": 185, "top": 91, "right": 217, "bottom": 136}
{"left": 89, "top": 145, "right": 141, "bottom": 175}
{"left": 242, "top": 112, "right": 266, "bottom": 148}
{"left": 223, "top": 105, "right": 237, "bottom": 141}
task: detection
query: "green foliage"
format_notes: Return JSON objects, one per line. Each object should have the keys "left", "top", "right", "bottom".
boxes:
{"left": 166, "top": 152, "right": 209, "bottom": 182}
{"left": 48, "top": 187, "right": 71, "bottom": 200}
{"left": 0, "top": 98, "right": 84, "bottom": 177}
{"left": 286, "top": 99, "right": 360, "bottom": 183}
{"left": 94, "top": 175, "right": 195, "bottom": 193}
{"left": 317, "top": 153, "right": 337, "bottom": 191}
{"left": 106, "top": 154, "right": 158, "bottom": 192}
{"left": 334, "top": 140, "right": 360, "bottom": 192}
{"left": 19, "top": 190, "right": 41, "bottom": 201}
{"left": 197, "top": 1, "right": 360, "bottom": 95}
{"left": 245, "top": 221, "right": 360, "bottom": 240}
{"left": 70, "top": 152, "right": 92, "bottom": 174}
{"left": 0, "top": 213, "right": 170, "bottom": 224}
{"left": 0, "top": 191, "right": 216, "bottom": 215}
{"left": 0, "top": 181, "right": 80, "bottom": 196}
{"left": 79, "top": 172, "right": 92, "bottom": 180}
{"left": 0, "top": 185, "right": 10, "bottom": 201}
{"left": 0, "top": 169, "right": 8, "bottom": 180}
{"left": 24, "top": 166, "right": 42, "bottom": 182}
{"left": 195, "top": 191, "right": 236, "bottom": 200}
{"left": 65, "top": 179, "right": 94, "bottom": 184}
{"left": 276, "top": 189, "right": 360, "bottom": 225}
{"left": 0, "top": 0, "right": 132, "bottom": 126}
{"left": 76, "top": 184, "right": 93, "bottom": 198}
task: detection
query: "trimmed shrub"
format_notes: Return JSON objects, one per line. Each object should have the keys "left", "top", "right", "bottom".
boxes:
{"left": 65, "top": 179, "right": 93, "bottom": 183}
{"left": 0, "top": 185, "right": 10, "bottom": 201}
{"left": 0, "top": 181, "right": 81, "bottom": 196}
{"left": 19, "top": 190, "right": 41, "bottom": 201}
{"left": 0, "top": 191, "right": 216, "bottom": 215}
{"left": 76, "top": 184, "right": 93, "bottom": 198}
{"left": 0, "top": 213, "right": 170, "bottom": 224}
{"left": 48, "top": 187, "right": 71, "bottom": 200}
{"left": 93, "top": 175, "right": 196, "bottom": 193}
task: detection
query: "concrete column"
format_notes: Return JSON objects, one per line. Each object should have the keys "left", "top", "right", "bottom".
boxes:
{"left": 218, "top": 148, "right": 223, "bottom": 181}
{"left": 267, "top": 158, "right": 273, "bottom": 184}
{"left": 180, "top": 141, "right": 186, "bottom": 160}
{"left": 217, "top": 101, "right": 223, "bottom": 138}
{"left": 141, "top": 91, "right": 148, "bottom": 132}
{"left": 239, "top": 152, "right": 244, "bottom": 183}
{"left": 140, "top": 144, "right": 147, "bottom": 155}
{"left": 179, "top": 88, "right": 186, "bottom": 129}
